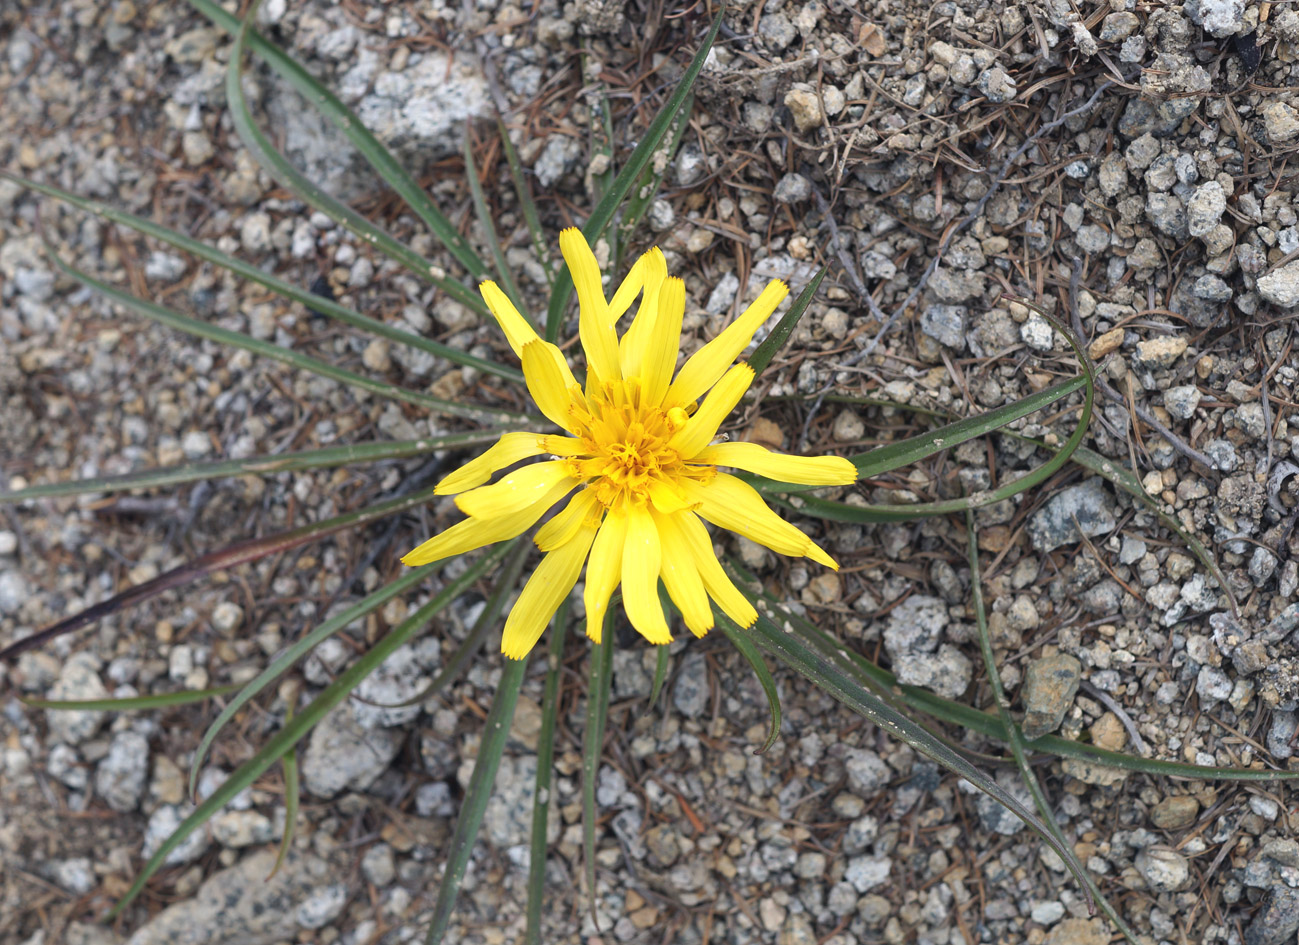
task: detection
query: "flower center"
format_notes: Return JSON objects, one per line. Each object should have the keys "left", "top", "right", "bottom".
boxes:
{"left": 567, "top": 379, "right": 695, "bottom": 509}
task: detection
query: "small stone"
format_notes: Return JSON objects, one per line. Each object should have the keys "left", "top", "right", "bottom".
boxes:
{"left": 0, "top": 530, "right": 16, "bottom": 556}
{"left": 1088, "top": 327, "right": 1124, "bottom": 359}
{"left": 1136, "top": 847, "right": 1191, "bottom": 892}
{"left": 832, "top": 410, "right": 865, "bottom": 443}
{"left": 673, "top": 652, "right": 708, "bottom": 718}
{"left": 1020, "top": 315, "right": 1055, "bottom": 351}
{"left": 301, "top": 704, "right": 404, "bottom": 798}
{"left": 361, "top": 844, "right": 396, "bottom": 887}
{"left": 95, "top": 730, "right": 150, "bottom": 812}
{"left": 1163, "top": 385, "right": 1202, "bottom": 420}
{"left": 1258, "top": 261, "right": 1299, "bottom": 308}
{"left": 844, "top": 749, "right": 890, "bottom": 795}
{"left": 1263, "top": 102, "right": 1299, "bottom": 144}
{"left": 0, "top": 570, "right": 27, "bottom": 615}
{"left": 296, "top": 884, "right": 348, "bottom": 929}
{"left": 181, "top": 131, "right": 215, "bottom": 167}
{"left": 882, "top": 595, "right": 948, "bottom": 658}
{"left": 211, "top": 601, "right": 244, "bottom": 633}
{"left": 892, "top": 643, "right": 972, "bottom": 700}
{"left": 977, "top": 65, "right": 1016, "bottom": 103}
{"left": 1026, "top": 479, "right": 1117, "bottom": 553}
{"left": 51, "top": 858, "right": 97, "bottom": 895}
{"left": 211, "top": 810, "right": 275, "bottom": 848}
{"left": 1046, "top": 918, "right": 1110, "bottom": 945}
{"left": 1099, "top": 11, "right": 1139, "bottom": 40}
{"left": 920, "top": 304, "right": 967, "bottom": 348}
{"left": 1187, "top": 181, "right": 1227, "bottom": 238}
{"left": 240, "top": 212, "right": 273, "bottom": 253}
{"left": 784, "top": 85, "right": 823, "bottom": 132}
{"left": 1031, "top": 900, "right": 1066, "bottom": 925}
{"left": 1020, "top": 654, "right": 1082, "bottom": 739}
{"left": 1192, "top": 274, "right": 1232, "bottom": 302}
{"left": 645, "top": 823, "right": 681, "bottom": 868}
{"left": 181, "top": 430, "right": 211, "bottom": 459}
{"left": 1133, "top": 336, "right": 1188, "bottom": 370}
{"left": 844, "top": 855, "right": 891, "bottom": 892}
{"left": 46, "top": 654, "right": 109, "bottom": 745}
{"left": 1267, "top": 710, "right": 1296, "bottom": 760}
{"left": 1192, "top": 0, "right": 1245, "bottom": 36}
{"left": 1151, "top": 795, "right": 1200, "bottom": 829}
{"left": 1245, "top": 887, "right": 1299, "bottom": 945}
{"left": 773, "top": 173, "right": 812, "bottom": 204}
{"left": 362, "top": 339, "right": 391, "bottom": 372}
{"left": 143, "top": 804, "right": 212, "bottom": 866}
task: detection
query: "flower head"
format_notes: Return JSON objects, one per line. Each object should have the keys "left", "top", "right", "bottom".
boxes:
{"left": 403, "top": 229, "right": 856, "bottom": 658}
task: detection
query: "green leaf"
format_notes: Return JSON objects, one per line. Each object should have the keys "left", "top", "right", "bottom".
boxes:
{"left": 582, "top": 613, "right": 615, "bottom": 904}
{"left": 23, "top": 685, "right": 238, "bottom": 711}
{"left": 731, "top": 559, "right": 1299, "bottom": 783}
{"left": 0, "top": 433, "right": 500, "bottom": 504}
{"left": 425, "top": 654, "right": 530, "bottom": 944}
{"left": 183, "top": 0, "right": 486, "bottom": 279}
{"left": 224, "top": 1, "right": 489, "bottom": 316}
{"left": 110, "top": 542, "right": 513, "bottom": 918}
{"left": 525, "top": 600, "right": 571, "bottom": 945}
{"left": 464, "top": 129, "right": 527, "bottom": 318}
{"left": 615, "top": 93, "right": 693, "bottom": 259}
{"left": 3, "top": 173, "right": 520, "bottom": 384}
{"left": 268, "top": 696, "right": 301, "bottom": 881}
{"left": 545, "top": 6, "right": 725, "bottom": 341}
{"left": 738, "top": 600, "right": 1097, "bottom": 913}
{"left": 748, "top": 267, "right": 827, "bottom": 378}
{"left": 46, "top": 243, "right": 525, "bottom": 427}
{"left": 189, "top": 560, "right": 440, "bottom": 799}
{"left": 715, "top": 623, "right": 782, "bottom": 754}
{"left": 648, "top": 644, "right": 670, "bottom": 709}
{"left": 965, "top": 511, "right": 1140, "bottom": 945}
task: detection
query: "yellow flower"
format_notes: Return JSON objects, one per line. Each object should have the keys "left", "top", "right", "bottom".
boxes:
{"left": 402, "top": 229, "right": 857, "bottom": 659}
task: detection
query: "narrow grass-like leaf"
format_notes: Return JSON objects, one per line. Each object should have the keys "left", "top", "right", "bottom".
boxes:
{"left": 731, "top": 560, "right": 1299, "bottom": 782}
{"left": 615, "top": 93, "right": 692, "bottom": 256}
{"left": 425, "top": 653, "right": 530, "bottom": 945}
{"left": 0, "top": 434, "right": 499, "bottom": 504}
{"left": 184, "top": 0, "right": 485, "bottom": 279}
{"left": 354, "top": 540, "right": 532, "bottom": 710}
{"left": 4, "top": 174, "right": 519, "bottom": 383}
{"left": 189, "top": 560, "right": 438, "bottom": 798}
{"left": 225, "top": 1, "right": 489, "bottom": 316}
{"left": 545, "top": 7, "right": 724, "bottom": 341}
{"left": 48, "top": 246, "right": 524, "bottom": 426}
{"left": 1069, "top": 443, "right": 1238, "bottom": 616}
{"left": 774, "top": 312, "right": 1094, "bottom": 520}
{"left": 648, "top": 644, "right": 670, "bottom": 709}
{"left": 23, "top": 685, "right": 238, "bottom": 711}
{"left": 966, "top": 512, "right": 1139, "bottom": 944}
{"left": 268, "top": 696, "right": 300, "bottom": 881}
{"left": 496, "top": 114, "right": 553, "bottom": 286}
{"left": 739, "top": 599, "right": 1096, "bottom": 912}
{"left": 715, "top": 622, "right": 782, "bottom": 754}
{"left": 582, "top": 613, "right": 615, "bottom": 904}
{"left": 109, "top": 542, "right": 511, "bottom": 917}
{"left": 525, "top": 599, "right": 571, "bottom": 945}
{"left": 464, "top": 130, "right": 526, "bottom": 315}
{"left": 748, "top": 267, "right": 827, "bottom": 378}
{"left": 1, "top": 481, "right": 449, "bottom": 664}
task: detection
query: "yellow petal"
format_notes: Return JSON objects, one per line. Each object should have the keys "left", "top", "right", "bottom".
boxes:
{"left": 617, "top": 248, "right": 668, "bottom": 377}
{"left": 521, "top": 340, "right": 580, "bottom": 431}
{"left": 456, "top": 460, "right": 576, "bottom": 520}
{"left": 667, "top": 279, "right": 787, "bottom": 406}
{"left": 434, "top": 432, "right": 547, "bottom": 495}
{"left": 400, "top": 480, "right": 573, "bottom": 566}
{"left": 640, "top": 276, "right": 685, "bottom": 407}
{"left": 653, "top": 510, "right": 713, "bottom": 637}
{"left": 501, "top": 523, "right": 598, "bottom": 660}
{"left": 480, "top": 281, "right": 538, "bottom": 358}
{"left": 680, "top": 473, "right": 839, "bottom": 570}
{"left": 560, "top": 228, "right": 620, "bottom": 383}
{"left": 622, "top": 503, "right": 670, "bottom": 645}
{"left": 608, "top": 246, "right": 665, "bottom": 327}
{"left": 535, "top": 488, "right": 601, "bottom": 551}
{"left": 646, "top": 476, "right": 693, "bottom": 514}
{"left": 692, "top": 442, "right": 858, "bottom": 485}
{"left": 668, "top": 363, "right": 754, "bottom": 458}
{"left": 583, "top": 508, "right": 627, "bottom": 642}
{"left": 674, "top": 511, "right": 758, "bottom": 628}
{"left": 540, "top": 434, "right": 587, "bottom": 457}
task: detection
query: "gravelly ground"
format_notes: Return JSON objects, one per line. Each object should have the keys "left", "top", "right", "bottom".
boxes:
{"left": 4, "top": 0, "right": 1299, "bottom": 943}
